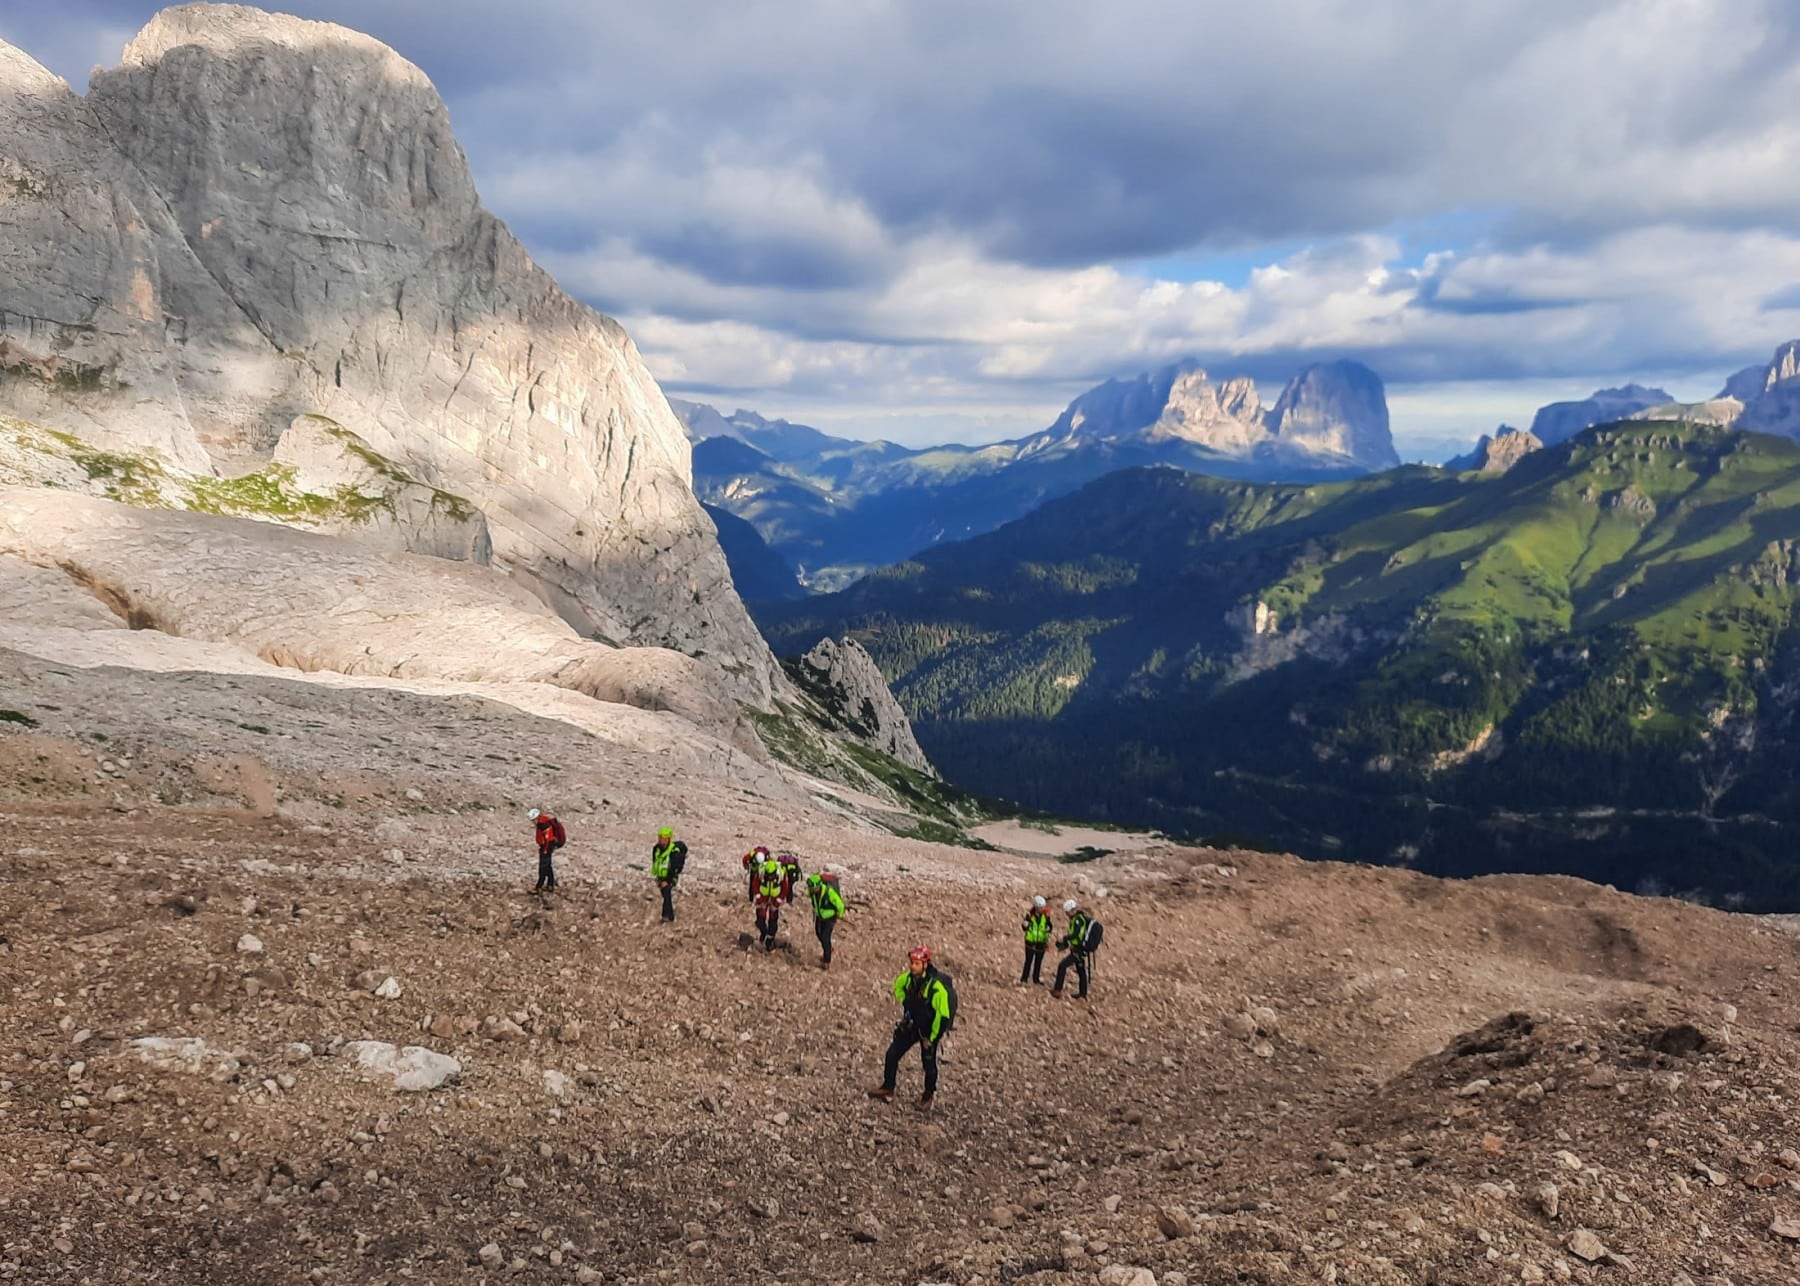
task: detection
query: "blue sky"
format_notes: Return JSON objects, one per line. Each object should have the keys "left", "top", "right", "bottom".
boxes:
{"left": 6, "top": 0, "right": 1797, "bottom": 456}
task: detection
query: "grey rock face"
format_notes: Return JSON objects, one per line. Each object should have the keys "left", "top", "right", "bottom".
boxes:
{"left": 0, "top": 7, "right": 779, "bottom": 703}
{"left": 270, "top": 417, "right": 492, "bottom": 563}
{"left": 1527, "top": 385, "right": 1672, "bottom": 446}
{"left": 1731, "top": 340, "right": 1800, "bottom": 440}
{"left": 1034, "top": 358, "right": 1397, "bottom": 472}
{"left": 793, "top": 637, "right": 934, "bottom": 776}
{"left": 1449, "top": 425, "right": 1543, "bottom": 473}
{"left": 1267, "top": 360, "right": 1399, "bottom": 469}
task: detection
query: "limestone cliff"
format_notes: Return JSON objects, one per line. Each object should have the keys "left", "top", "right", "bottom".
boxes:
{"left": 789, "top": 637, "right": 935, "bottom": 776}
{"left": 0, "top": 5, "right": 779, "bottom": 703}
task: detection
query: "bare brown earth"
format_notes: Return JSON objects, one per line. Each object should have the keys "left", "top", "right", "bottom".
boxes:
{"left": 3, "top": 652, "right": 1800, "bottom": 1284}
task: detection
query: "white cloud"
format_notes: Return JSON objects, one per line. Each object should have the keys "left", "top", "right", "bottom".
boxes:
{"left": 14, "top": 1, "right": 1800, "bottom": 449}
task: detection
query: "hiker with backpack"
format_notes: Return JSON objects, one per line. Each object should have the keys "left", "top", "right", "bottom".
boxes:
{"left": 868, "top": 944, "right": 955, "bottom": 1110}
{"left": 650, "top": 827, "right": 687, "bottom": 922}
{"left": 753, "top": 851, "right": 786, "bottom": 951}
{"left": 1051, "top": 898, "right": 1100, "bottom": 999}
{"left": 741, "top": 845, "right": 772, "bottom": 903}
{"left": 528, "top": 807, "right": 565, "bottom": 893}
{"left": 777, "top": 850, "right": 803, "bottom": 904}
{"left": 806, "top": 871, "right": 846, "bottom": 968}
{"left": 1020, "top": 894, "right": 1052, "bottom": 985}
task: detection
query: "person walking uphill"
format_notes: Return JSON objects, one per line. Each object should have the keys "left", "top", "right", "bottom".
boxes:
{"left": 529, "top": 807, "right": 565, "bottom": 893}
{"left": 1020, "top": 895, "right": 1051, "bottom": 985}
{"left": 650, "top": 827, "right": 687, "bottom": 922}
{"left": 868, "top": 945, "right": 953, "bottom": 1109}
{"left": 806, "top": 871, "right": 845, "bottom": 968}
{"left": 753, "top": 852, "right": 786, "bottom": 951}
{"left": 1051, "top": 899, "right": 1092, "bottom": 999}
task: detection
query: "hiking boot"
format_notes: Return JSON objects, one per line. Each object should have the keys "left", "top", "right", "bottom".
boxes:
{"left": 866, "top": 1087, "right": 895, "bottom": 1102}
{"left": 917, "top": 1094, "right": 934, "bottom": 1110}
{"left": 1050, "top": 988, "right": 1063, "bottom": 999}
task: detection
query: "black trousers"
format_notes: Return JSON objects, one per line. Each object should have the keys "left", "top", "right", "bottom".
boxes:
{"left": 1020, "top": 944, "right": 1046, "bottom": 983}
{"left": 536, "top": 843, "right": 557, "bottom": 890}
{"left": 756, "top": 904, "right": 781, "bottom": 946}
{"left": 882, "top": 1024, "right": 938, "bottom": 1095}
{"left": 659, "top": 879, "right": 675, "bottom": 921}
{"left": 814, "top": 915, "right": 836, "bottom": 962}
{"left": 1054, "top": 951, "right": 1088, "bottom": 997}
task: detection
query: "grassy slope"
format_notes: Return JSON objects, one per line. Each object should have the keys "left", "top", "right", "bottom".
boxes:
{"left": 758, "top": 423, "right": 1800, "bottom": 908}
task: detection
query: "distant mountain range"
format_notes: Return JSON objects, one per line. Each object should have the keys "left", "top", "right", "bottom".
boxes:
{"left": 675, "top": 358, "right": 1398, "bottom": 590}
{"left": 759, "top": 418, "right": 1800, "bottom": 911}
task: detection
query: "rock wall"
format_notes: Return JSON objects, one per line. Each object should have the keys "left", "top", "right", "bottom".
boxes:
{"left": 792, "top": 636, "right": 935, "bottom": 776}
{"left": 0, "top": 6, "right": 780, "bottom": 704}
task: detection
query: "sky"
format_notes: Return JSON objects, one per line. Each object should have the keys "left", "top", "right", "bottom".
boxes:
{"left": 7, "top": 1, "right": 1800, "bottom": 458}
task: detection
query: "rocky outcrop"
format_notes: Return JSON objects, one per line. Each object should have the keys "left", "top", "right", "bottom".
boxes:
{"left": 1448, "top": 425, "right": 1543, "bottom": 472}
{"left": 0, "top": 411, "right": 490, "bottom": 563}
{"left": 1527, "top": 385, "right": 1672, "bottom": 446}
{"left": 269, "top": 417, "right": 491, "bottom": 562}
{"left": 0, "top": 487, "right": 756, "bottom": 749}
{"left": 0, "top": 7, "right": 780, "bottom": 703}
{"left": 1266, "top": 361, "right": 1399, "bottom": 468}
{"left": 1031, "top": 359, "right": 1397, "bottom": 472}
{"left": 1730, "top": 340, "right": 1800, "bottom": 440}
{"left": 790, "top": 636, "right": 934, "bottom": 776}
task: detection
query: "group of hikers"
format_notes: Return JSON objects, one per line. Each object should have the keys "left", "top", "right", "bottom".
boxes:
{"left": 525, "top": 809, "right": 1103, "bottom": 1109}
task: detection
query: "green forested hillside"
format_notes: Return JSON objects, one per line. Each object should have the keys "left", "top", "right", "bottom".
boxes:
{"left": 760, "top": 423, "right": 1800, "bottom": 910}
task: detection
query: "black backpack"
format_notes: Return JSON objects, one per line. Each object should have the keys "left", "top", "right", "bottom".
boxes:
{"left": 933, "top": 968, "right": 959, "bottom": 1036}
{"left": 1081, "top": 918, "right": 1104, "bottom": 954}
{"left": 667, "top": 840, "right": 687, "bottom": 876}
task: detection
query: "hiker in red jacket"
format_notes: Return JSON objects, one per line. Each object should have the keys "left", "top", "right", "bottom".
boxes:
{"left": 529, "top": 807, "right": 566, "bottom": 892}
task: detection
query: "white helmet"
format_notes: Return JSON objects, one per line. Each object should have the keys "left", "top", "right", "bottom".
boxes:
{"left": 1032, "top": 895, "right": 1047, "bottom": 909}
{"left": 1063, "top": 899, "right": 1079, "bottom": 913}
{"left": 527, "top": 807, "right": 541, "bottom": 820}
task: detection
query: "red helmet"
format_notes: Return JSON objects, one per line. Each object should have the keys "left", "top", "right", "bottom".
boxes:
{"left": 908, "top": 945, "right": 931, "bottom": 966}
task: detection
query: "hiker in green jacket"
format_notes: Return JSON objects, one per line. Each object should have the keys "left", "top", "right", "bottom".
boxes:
{"left": 806, "top": 871, "right": 846, "bottom": 968}
{"left": 1020, "top": 894, "right": 1051, "bottom": 985}
{"left": 868, "top": 945, "right": 952, "bottom": 1109}
{"left": 1051, "top": 899, "right": 1091, "bottom": 999}
{"left": 650, "top": 827, "right": 686, "bottom": 922}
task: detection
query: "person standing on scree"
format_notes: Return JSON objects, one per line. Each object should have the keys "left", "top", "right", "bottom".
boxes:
{"left": 1020, "top": 894, "right": 1051, "bottom": 985}
{"left": 650, "top": 826, "right": 686, "bottom": 922}
{"left": 528, "top": 807, "right": 565, "bottom": 893}
{"left": 868, "top": 945, "right": 952, "bottom": 1110}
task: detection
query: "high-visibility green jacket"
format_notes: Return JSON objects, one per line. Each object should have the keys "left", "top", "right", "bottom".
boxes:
{"left": 1063, "top": 911, "right": 1092, "bottom": 954}
{"left": 756, "top": 861, "right": 784, "bottom": 902}
{"left": 651, "top": 840, "right": 680, "bottom": 880}
{"left": 1022, "top": 909, "right": 1051, "bottom": 944}
{"left": 892, "top": 968, "right": 952, "bottom": 1043}
{"left": 807, "top": 876, "right": 845, "bottom": 920}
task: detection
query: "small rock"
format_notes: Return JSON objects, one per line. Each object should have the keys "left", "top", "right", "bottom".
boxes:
{"left": 480, "top": 1015, "right": 526, "bottom": 1041}
{"left": 1534, "top": 1182, "right": 1560, "bottom": 1221}
{"left": 1779, "top": 1148, "right": 1800, "bottom": 1172}
{"left": 542, "top": 1070, "right": 570, "bottom": 1099}
{"left": 1458, "top": 1078, "right": 1491, "bottom": 1097}
{"left": 556, "top": 1021, "right": 582, "bottom": 1044}
{"left": 236, "top": 934, "right": 265, "bottom": 955}
{"left": 53, "top": 1238, "right": 73, "bottom": 1255}
{"left": 987, "top": 1204, "right": 1014, "bottom": 1229}
{"left": 576, "top": 1268, "right": 601, "bottom": 1285}
{"left": 684, "top": 1240, "right": 708, "bottom": 1257}
{"left": 478, "top": 1243, "right": 503, "bottom": 1269}
{"left": 1104, "top": 1193, "right": 1122, "bottom": 1213}
{"left": 341, "top": 1041, "right": 460, "bottom": 1092}
{"left": 373, "top": 976, "right": 403, "bottom": 1000}
{"left": 850, "top": 1211, "right": 883, "bottom": 1242}
{"left": 1773, "top": 1215, "right": 1800, "bottom": 1240}
{"left": 427, "top": 1014, "right": 456, "bottom": 1041}
{"left": 1252, "top": 1040, "right": 1275, "bottom": 1059}
{"left": 1249, "top": 1006, "right": 1280, "bottom": 1035}
{"left": 1097, "top": 1267, "right": 1156, "bottom": 1286}
{"left": 404, "top": 788, "right": 425, "bottom": 802}
{"left": 1567, "top": 1229, "right": 1608, "bottom": 1262}
{"left": 1156, "top": 1204, "right": 1196, "bottom": 1239}
{"left": 352, "top": 970, "right": 390, "bottom": 994}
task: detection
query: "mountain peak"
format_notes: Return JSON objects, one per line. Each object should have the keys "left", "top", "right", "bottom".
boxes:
{"left": 1267, "top": 360, "right": 1398, "bottom": 467}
